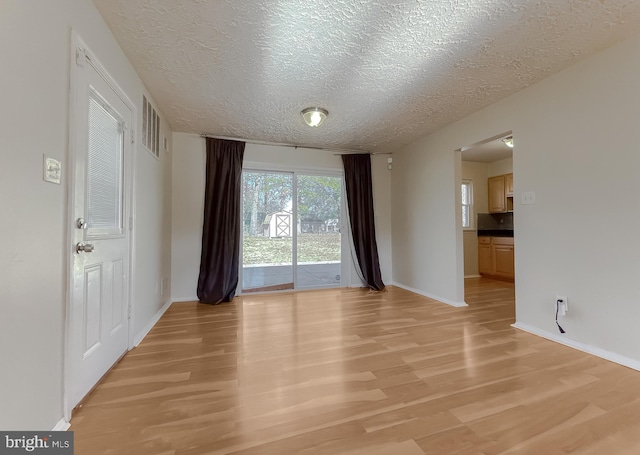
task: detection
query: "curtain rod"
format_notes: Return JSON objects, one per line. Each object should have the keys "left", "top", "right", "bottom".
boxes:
{"left": 332, "top": 152, "right": 392, "bottom": 156}
{"left": 199, "top": 133, "right": 390, "bottom": 155}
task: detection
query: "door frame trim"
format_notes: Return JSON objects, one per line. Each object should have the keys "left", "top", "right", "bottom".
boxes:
{"left": 64, "top": 31, "right": 137, "bottom": 421}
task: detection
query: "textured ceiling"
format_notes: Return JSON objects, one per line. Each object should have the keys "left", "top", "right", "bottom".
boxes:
{"left": 93, "top": 0, "right": 640, "bottom": 152}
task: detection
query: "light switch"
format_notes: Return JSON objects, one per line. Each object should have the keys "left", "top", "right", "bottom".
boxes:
{"left": 43, "top": 155, "right": 62, "bottom": 184}
{"left": 521, "top": 191, "right": 536, "bottom": 205}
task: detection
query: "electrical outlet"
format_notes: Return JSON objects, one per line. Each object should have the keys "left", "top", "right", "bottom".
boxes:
{"left": 556, "top": 295, "right": 568, "bottom": 316}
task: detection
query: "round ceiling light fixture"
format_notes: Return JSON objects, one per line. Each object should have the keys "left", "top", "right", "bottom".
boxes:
{"left": 301, "top": 107, "right": 328, "bottom": 127}
{"left": 502, "top": 136, "right": 514, "bottom": 148}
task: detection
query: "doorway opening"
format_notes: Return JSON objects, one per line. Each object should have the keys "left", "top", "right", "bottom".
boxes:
{"left": 458, "top": 132, "right": 515, "bottom": 306}
{"left": 240, "top": 170, "right": 344, "bottom": 293}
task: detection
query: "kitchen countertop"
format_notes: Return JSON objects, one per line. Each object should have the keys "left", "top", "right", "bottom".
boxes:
{"left": 477, "top": 230, "right": 514, "bottom": 237}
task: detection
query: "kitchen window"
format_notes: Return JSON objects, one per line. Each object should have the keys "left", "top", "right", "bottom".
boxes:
{"left": 462, "top": 180, "right": 473, "bottom": 229}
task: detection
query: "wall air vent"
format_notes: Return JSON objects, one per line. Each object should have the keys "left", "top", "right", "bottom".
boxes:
{"left": 142, "top": 94, "right": 160, "bottom": 158}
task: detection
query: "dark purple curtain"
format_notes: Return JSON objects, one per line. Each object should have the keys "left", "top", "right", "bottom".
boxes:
{"left": 197, "top": 138, "right": 245, "bottom": 304}
{"left": 342, "top": 154, "right": 385, "bottom": 291}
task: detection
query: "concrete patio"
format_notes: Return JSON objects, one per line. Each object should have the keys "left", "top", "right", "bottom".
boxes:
{"left": 242, "top": 262, "right": 341, "bottom": 292}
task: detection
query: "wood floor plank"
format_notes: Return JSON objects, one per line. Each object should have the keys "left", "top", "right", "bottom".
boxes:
{"left": 70, "top": 279, "right": 640, "bottom": 454}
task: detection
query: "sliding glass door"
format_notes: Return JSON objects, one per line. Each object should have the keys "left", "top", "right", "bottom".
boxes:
{"left": 241, "top": 171, "right": 294, "bottom": 292}
{"left": 241, "top": 170, "right": 343, "bottom": 293}
{"left": 296, "top": 175, "right": 342, "bottom": 289}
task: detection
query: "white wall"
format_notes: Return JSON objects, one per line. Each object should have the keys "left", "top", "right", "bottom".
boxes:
{"left": 391, "top": 134, "right": 465, "bottom": 305}
{"left": 171, "top": 134, "right": 392, "bottom": 300}
{"left": 171, "top": 133, "right": 206, "bottom": 300}
{"left": 462, "top": 161, "right": 489, "bottom": 277}
{"left": 392, "top": 32, "right": 640, "bottom": 365}
{"left": 0, "top": 0, "right": 172, "bottom": 429}
{"left": 132, "top": 124, "right": 173, "bottom": 342}
{"left": 488, "top": 157, "right": 513, "bottom": 177}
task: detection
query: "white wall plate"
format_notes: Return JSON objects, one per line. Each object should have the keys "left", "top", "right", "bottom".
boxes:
{"left": 44, "top": 155, "right": 62, "bottom": 184}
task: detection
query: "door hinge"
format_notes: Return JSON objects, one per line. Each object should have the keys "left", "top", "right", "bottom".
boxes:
{"left": 127, "top": 305, "right": 132, "bottom": 320}
{"left": 122, "top": 122, "right": 134, "bottom": 144}
{"left": 75, "top": 48, "right": 86, "bottom": 67}
{"left": 129, "top": 216, "right": 133, "bottom": 231}
{"left": 130, "top": 129, "right": 135, "bottom": 144}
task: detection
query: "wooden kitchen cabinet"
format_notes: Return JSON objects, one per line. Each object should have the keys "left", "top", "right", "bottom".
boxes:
{"left": 505, "top": 173, "right": 513, "bottom": 196}
{"left": 488, "top": 173, "right": 513, "bottom": 213}
{"left": 478, "top": 237, "right": 492, "bottom": 275}
{"left": 478, "top": 236, "right": 514, "bottom": 281}
{"left": 488, "top": 175, "right": 506, "bottom": 213}
{"left": 492, "top": 237, "right": 514, "bottom": 279}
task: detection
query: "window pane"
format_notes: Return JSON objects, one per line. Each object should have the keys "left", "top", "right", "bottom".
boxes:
{"left": 461, "top": 181, "right": 472, "bottom": 228}
{"left": 462, "top": 182, "right": 469, "bottom": 205}
{"left": 297, "top": 175, "right": 342, "bottom": 288}
{"left": 242, "top": 171, "right": 293, "bottom": 292}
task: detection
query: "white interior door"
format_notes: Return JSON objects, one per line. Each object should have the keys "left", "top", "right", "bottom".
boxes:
{"left": 68, "top": 44, "right": 132, "bottom": 409}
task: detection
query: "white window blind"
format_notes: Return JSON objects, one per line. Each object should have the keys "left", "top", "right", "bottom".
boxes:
{"left": 87, "top": 90, "right": 124, "bottom": 231}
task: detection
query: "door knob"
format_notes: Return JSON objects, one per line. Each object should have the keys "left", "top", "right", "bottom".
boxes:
{"left": 76, "top": 242, "right": 95, "bottom": 254}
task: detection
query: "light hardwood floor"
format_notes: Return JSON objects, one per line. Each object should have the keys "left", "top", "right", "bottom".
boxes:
{"left": 70, "top": 278, "right": 640, "bottom": 454}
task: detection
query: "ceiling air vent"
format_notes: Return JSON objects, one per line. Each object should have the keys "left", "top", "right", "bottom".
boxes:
{"left": 142, "top": 94, "right": 160, "bottom": 158}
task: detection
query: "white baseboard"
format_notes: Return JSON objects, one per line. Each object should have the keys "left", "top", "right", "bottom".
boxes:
{"left": 52, "top": 418, "right": 70, "bottom": 431}
{"left": 391, "top": 282, "right": 468, "bottom": 307}
{"left": 133, "top": 299, "right": 173, "bottom": 346}
{"left": 464, "top": 274, "right": 482, "bottom": 279}
{"left": 171, "top": 296, "right": 198, "bottom": 303}
{"left": 512, "top": 321, "right": 640, "bottom": 372}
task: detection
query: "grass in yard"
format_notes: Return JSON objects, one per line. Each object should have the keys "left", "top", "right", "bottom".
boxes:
{"left": 243, "top": 233, "right": 340, "bottom": 265}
